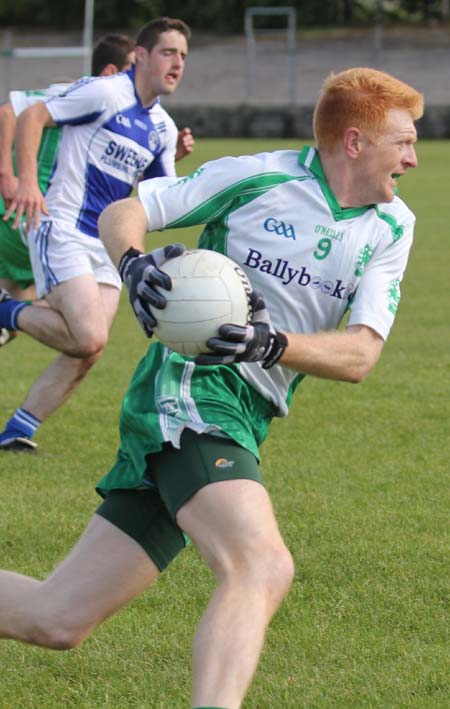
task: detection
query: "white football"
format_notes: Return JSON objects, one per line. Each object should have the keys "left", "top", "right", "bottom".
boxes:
{"left": 154, "top": 249, "right": 252, "bottom": 356}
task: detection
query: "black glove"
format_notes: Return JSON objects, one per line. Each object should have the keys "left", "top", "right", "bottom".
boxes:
{"left": 195, "top": 291, "right": 288, "bottom": 368}
{"left": 118, "top": 243, "right": 186, "bottom": 337}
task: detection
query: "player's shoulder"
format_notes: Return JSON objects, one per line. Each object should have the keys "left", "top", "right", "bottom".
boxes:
{"left": 206, "top": 149, "right": 302, "bottom": 178}
{"left": 9, "top": 85, "right": 69, "bottom": 115}
{"left": 149, "top": 100, "right": 177, "bottom": 129}
{"left": 63, "top": 72, "right": 131, "bottom": 100}
{"left": 374, "top": 194, "right": 415, "bottom": 228}
{"left": 45, "top": 73, "right": 135, "bottom": 120}
{"left": 235, "top": 149, "right": 300, "bottom": 170}
{"left": 370, "top": 195, "right": 415, "bottom": 246}
{"left": 9, "top": 88, "right": 45, "bottom": 102}
{"left": 45, "top": 82, "right": 72, "bottom": 97}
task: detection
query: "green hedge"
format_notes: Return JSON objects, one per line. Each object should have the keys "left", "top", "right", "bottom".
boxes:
{"left": 0, "top": 0, "right": 446, "bottom": 32}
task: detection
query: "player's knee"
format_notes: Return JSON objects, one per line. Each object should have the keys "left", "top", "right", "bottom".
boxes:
{"left": 229, "top": 542, "right": 295, "bottom": 607}
{"left": 21, "top": 585, "right": 93, "bottom": 649}
{"left": 260, "top": 544, "right": 295, "bottom": 604}
{"left": 276, "top": 547, "right": 295, "bottom": 599}
{"left": 73, "top": 350, "right": 103, "bottom": 376}
{"left": 40, "top": 626, "right": 85, "bottom": 651}
{"left": 71, "top": 329, "right": 108, "bottom": 358}
{"left": 27, "top": 616, "right": 89, "bottom": 650}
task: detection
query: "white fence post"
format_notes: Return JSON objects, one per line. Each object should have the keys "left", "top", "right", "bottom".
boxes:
{"left": 245, "top": 6, "right": 297, "bottom": 104}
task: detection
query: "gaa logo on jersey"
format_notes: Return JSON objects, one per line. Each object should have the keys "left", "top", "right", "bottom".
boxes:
{"left": 148, "top": 131, "right": 159, "bottom": 152}
{"left": 264, "top": 217, "right": 297, "bottom": 240}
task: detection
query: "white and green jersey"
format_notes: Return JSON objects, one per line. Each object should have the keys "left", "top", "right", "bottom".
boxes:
{"left": 0, "top": 85, "right": 69, "bottom": 219}
{"left": 138, "top": 146, "right": 415, "bottom": 417}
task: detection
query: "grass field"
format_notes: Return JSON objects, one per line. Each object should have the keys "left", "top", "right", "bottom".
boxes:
{"left": 1, "top": 138, "right": 449, "bottom": 708}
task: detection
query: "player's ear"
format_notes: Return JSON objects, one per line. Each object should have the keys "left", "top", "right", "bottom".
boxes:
{"left": 344, "top": 126, "right": 363, "bottom": 159}
{"left": 134, "top": 45, "right": 148, "bottom": 64}
{"left": 100, "top": 63, "right": 119, "bottom": 77}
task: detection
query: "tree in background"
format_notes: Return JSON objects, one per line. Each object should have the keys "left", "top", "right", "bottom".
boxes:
{"left": 0, "top": 0, "right": 447, "bottom": 32}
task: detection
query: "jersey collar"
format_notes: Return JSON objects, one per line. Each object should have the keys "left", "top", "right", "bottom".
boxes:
{"left": 298, "top": 145, "right": 372, "bottom": 221}
{"left": 127, "top": 66, "right": 161, "bottom": 111}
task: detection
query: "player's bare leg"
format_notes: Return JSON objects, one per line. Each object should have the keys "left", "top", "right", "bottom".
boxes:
{"left": 16, "top": 276, "right": 120, "bottom": 357}
{"left": 0, "top": 277, "right": 36, "bottom": 302}
{"left": 0, "top": 515, "right": 159, "bottom": 648}
{"left": 16, "top": 283, "right": 120, "bottom": 421}
{"left": 177, "top": 479, "right": 295, "bottom": 709}
{"left": 0, "top": 281, "right": 120, "bottom": 449}
{"left": 18, "top": 351, "right": 101, "bottom": 420}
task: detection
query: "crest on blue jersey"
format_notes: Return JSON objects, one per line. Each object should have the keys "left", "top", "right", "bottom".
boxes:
{"left": 148, "top": 131, "right": 159, "bottom": 152}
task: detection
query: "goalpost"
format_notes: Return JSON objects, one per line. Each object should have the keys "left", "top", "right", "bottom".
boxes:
{"left": 0, "top": 0, "right": 94, "bottom": 99}
{"left": 244, "top": 6, "right": 297, "bottom": 104}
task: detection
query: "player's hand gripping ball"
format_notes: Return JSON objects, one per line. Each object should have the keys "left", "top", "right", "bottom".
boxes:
{"left": 195, "top": 290, "right": 288, "bottom": 369}
{"left": 119, "top": 243, "right": 186, "bottom": 337}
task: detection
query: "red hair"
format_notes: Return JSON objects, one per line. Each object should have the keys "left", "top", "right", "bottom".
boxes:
{"left": 313, "top": 67, "right": 424, "bottom": 153}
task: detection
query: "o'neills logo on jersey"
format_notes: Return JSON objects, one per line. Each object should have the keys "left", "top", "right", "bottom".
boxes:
{"left": 101, "top": 140, "right": 149, "bottom": 174}
{"left": 314, "top": 224, "right": 345, "bottom": 241}
{"left": 244, "top": 248, "right": 355, "bottom": 300}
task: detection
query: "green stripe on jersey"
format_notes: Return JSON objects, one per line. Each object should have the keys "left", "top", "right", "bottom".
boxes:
{"left": 374, "top": 206, "right": 405, "bottom": 242}
{"left": 4, "top": 126, "right": 62, "bottom": 215}
{"left": 298, "top": 145, "right": 371, "bottom": 221}
{"left": 167, "top": 171, "right": 308, "bottom": 229}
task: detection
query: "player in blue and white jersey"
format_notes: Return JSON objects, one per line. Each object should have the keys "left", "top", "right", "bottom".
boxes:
{"left": 0, "top": 33, "right": 191, "bottom": 333}
{"left": 0, "top": 18, "right": 191, "bottom": 452}
{"left": 0, "top": 32, "right": 136, "bottom": 351}
{"left": 0, "top": 68, "right": 424, "bottom": 708}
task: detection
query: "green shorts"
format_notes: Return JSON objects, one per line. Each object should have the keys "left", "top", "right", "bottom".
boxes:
{"left": 96, "top": 428, "right": 262, "bottom": 571}
{"left": 96, "top": 343, "right": 275, "bottom": 498}
{"left": 0, "top": 218, "right": 34, "bottom": 289}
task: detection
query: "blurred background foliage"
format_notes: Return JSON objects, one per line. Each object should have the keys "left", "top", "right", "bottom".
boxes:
{"left": 0, "top": 0, "right": 448, "bottom": 32}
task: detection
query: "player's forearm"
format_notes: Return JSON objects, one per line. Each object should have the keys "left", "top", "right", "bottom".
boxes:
{"left": 15, "top": 119, "right": 42, "bottom": 185}
{"left": 98, "top": 197, "right": 149, "bottom": 267}
{"left": 0, "top": 104, "right": 16, "bottom": 177}
{"left": 279, "top": 326, "right": 384, "bottom": 383}
{"left": 14, "top": 105, "right": 51, "bottom": 185}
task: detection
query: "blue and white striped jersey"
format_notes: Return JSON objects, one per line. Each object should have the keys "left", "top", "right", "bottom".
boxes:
{"left": 44, "top": 67, "right": 178, "bottom": 238}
